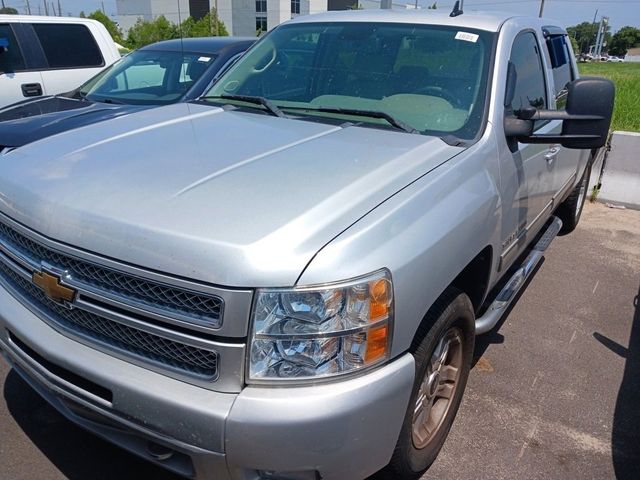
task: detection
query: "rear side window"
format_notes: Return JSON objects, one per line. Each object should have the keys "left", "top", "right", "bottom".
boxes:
{"left": 508, "top": 32, "right": 547, "bottom": 112}
{"left": 32, "top": 23, "right": 103, "bottom": 69}
{"left": 545, "top": 35, "right": 574, "bottom": 108}
{"left": 0, "top": 24, "right": 26, "bottom": 72}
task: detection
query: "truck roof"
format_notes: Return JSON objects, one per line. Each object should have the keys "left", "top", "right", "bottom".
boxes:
{"left": 287, "top": 9, "right": 552, "bottom": 33}
{"left": 142, "top": 37, "right": 256, "bottom": 53}
{"left": 0, "top": 14, "right": 106, "bottom": 26}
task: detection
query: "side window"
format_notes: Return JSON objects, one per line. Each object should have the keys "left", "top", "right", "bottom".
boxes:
{"left": 507, "top": 32, "right": 548, "bottom": 119}
{"left": 0, "top": 24, "right": 26, "bottom": 73}
{"left": 32, "top": 24, "right": 104, "bottom": 69}
{"left": 545, "top": 35, "right": 573, "bottom": 109}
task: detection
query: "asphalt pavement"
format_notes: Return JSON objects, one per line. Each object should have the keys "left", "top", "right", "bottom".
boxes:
{"left": 1, "top": 202, "right": 639, "bottom": 480}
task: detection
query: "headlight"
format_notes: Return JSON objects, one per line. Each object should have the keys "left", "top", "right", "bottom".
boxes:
{"left": 248, "top": 270, "right": 393, "bottom": 382}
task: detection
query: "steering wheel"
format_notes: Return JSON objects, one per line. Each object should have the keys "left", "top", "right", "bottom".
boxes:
{"left": 251, "top": 47, "right": 277, "bottom": 73}
{"left": 416, "top": 86, "right": 462, "bottom": 108}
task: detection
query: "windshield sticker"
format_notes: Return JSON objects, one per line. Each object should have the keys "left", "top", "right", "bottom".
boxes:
{"left": 198, "top": 56, "right": 211, "bottom": 62}
{"left": 455, "top": 31, "right": 479, "bottom": 43}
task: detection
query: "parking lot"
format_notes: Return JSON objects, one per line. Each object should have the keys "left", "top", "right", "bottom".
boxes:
{"left": 1, "top": 202, "right": 639, "bottom": 480}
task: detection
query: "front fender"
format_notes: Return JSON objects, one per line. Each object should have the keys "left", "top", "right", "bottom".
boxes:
{"left": 297, "top": 139, "right": 502, "bottom": 357}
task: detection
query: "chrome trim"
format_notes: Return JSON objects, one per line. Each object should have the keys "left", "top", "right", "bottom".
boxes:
{"left": 0, "top": 265, "right": 219, "bottom": 383}
{"left": 0, "top": 213, "right": 249, "bottom": 391}
{"left": 0, "top": 211, "right": 253, "bottom": 338}
{"left": 0, "top": 257, "right": 246, "bottom": 391}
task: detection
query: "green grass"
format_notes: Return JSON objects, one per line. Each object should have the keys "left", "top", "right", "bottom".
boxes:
{"left": 578, "top": 62, "right": 640, "bottom": 132}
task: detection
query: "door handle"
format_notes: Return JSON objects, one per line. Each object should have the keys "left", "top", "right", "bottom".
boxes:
{"left": 21, "top": 83, "right": 43, "bottom": 97}
{"left": 544, "top": 145, "right": 560, "bottom": 164}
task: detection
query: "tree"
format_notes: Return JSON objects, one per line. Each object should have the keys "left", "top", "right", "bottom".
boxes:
{"left": 608, "top": 26, "right": 640, "bottom": 56}
{"left": 87, "top": 10, "right": 124, "bottom": 44}
{"left": 569, "top": 36, "right": 579, "bottom": 57}
{"left": 180, "top": 9, "right": 228, "bottom": 38}
{"left": 126, "top": 15, "right": 180, "bottom": 49}
{"left": 0, "top": 7, "right": 19, "bottom": 14}
{"left": 567, "top": 21, "right": 611, "bottom": 54}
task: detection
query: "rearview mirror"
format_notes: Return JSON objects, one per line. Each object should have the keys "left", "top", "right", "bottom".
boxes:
{"left": 505, "top": 77, "right": 615, "bottom": 149}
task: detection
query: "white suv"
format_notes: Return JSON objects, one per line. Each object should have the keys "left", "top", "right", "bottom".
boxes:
{"left": 0, "top": 15, "right": 119, "bottom": 109}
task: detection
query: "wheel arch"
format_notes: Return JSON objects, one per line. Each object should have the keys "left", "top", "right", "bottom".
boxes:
{"left": 450, "top": 245, "right": 493, "bottom": 314}
{"left": 409, "top": 245, "right": 492, "bottom": 352}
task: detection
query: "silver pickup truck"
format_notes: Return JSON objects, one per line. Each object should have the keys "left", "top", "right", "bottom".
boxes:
{"left": 0, "top": 9, "right": 613, "bottom": 480}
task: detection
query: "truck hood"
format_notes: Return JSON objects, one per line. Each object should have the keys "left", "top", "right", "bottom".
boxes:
{"left": 0, "top": 96, "right": 145, "bottom": 148}
{"left": 0, "top": 102, "right": 463, "bottom": 287}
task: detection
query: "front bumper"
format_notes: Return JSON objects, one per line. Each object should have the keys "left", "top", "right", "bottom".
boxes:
{"left": 0, "top": 285, "right": 415, "bottom": 480}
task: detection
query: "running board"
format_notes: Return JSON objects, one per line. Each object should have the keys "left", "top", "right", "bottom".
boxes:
{"left": 475, "top": 216, "right": 563, "bottom": 334}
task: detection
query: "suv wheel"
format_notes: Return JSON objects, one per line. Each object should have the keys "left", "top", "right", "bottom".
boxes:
{"left": 389, "top": 288, "right": 475, "bottom": 477}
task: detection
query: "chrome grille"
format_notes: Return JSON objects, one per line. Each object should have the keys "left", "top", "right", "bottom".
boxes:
{"left": 0, "top": 260, "right": 218, "bottom": 377}
{"left": 0, "top": 221, "right": 223, "bottom": 326}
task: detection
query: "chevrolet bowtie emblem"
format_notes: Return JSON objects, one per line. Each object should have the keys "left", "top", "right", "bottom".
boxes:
{"left": 32, "top": 271, "right": 76, "bottom": 304}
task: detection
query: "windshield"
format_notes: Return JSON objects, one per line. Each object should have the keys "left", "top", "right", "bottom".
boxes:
{"left": 80, "top": 49, "right": 217, "bottom": 105}
{"left": 205, "top": 22, "right": 494, "bottom": 139}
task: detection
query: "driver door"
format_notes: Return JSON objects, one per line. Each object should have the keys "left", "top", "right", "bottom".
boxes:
{"left": 499, "top": 31, "right": 556, "bottom": 270}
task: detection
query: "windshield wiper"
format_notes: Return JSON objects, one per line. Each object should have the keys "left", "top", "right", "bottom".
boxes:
{"left": 202, "top": 94, "right": 285, "bottom": 118}
{"left": 100, "top": 97, "right": 126, "bottom": 105}
{"left": 283, "top": 106, "right": 419, "bottom": 134}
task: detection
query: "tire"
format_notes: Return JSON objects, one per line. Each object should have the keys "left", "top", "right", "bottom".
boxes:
{"left": 556, "top": 163, "right": 592, "bottom": 235}
{"left": 388, "top": 288, "right": 475, "bottom": 478}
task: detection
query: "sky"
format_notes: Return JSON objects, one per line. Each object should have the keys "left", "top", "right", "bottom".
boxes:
{"left": 3, "top": 0, "right": 639, "bottom": 32}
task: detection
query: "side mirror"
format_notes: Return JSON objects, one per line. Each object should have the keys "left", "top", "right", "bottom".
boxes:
{"left": 561, "top": 77, "right": 615, "bottom": 149}
{"left": 505, "top": 77, "right": 615, "bottom": 149}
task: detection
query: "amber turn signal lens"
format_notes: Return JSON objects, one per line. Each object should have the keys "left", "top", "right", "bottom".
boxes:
{"left": 369, "top": 278, "right": 390, "bottom": 321}
{"left": 365, "top": 325, "right": 388, "bottom": 362}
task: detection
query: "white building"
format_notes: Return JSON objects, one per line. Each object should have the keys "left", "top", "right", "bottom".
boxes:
{"left": 115, "top": 0, "right": 423, "bottom": 37}
{"left": 213, "top": 0, "right": 328, "bottom": 37}
{"left": 117, "top": 0, "right": 335, "bottom": 37}
{"left": 116, "top": 0, "right": 190, "bottom": 34}
{"left": 625, "top": 47, "right": 640, "bottom": 62}
{"left": 360, "top": 0, "right": 420, "bottom": 9}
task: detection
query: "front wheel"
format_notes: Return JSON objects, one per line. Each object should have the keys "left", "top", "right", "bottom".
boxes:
{"left": 388, "top": 288, "right": 475, "bottom": 478}
{"left": 556, "top": 163, "right": 592, "bottom": 235}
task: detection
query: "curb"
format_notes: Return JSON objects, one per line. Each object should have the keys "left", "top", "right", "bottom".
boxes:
{"left": 591, "top": 131, "right": 640, "bottom": 210}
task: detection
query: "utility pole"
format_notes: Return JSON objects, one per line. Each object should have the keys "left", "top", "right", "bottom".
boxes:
{"left": 58, "top": 0, "right": 62, "bottom": 16}
{"left": 101, "top": 1, "right": 105, "bottom": 14}
{"left": 538, "top": 0, "right": 545, "bottom": 18}
{"left": 591, "top": 9, "right": 599, "bottom": 53}
{"left": 595, "top": 16, "right": 609, "bottom": 58}
{"left": 594, "top": 18, "right": 602, "bottom": 57}
{"left": 26, "top": 0, "right": 32, "bottom": 14}
{"left": 381, "top": 0, "right": 392, "bottom": 8}
{"left": 43, "top": 0, "right": 49, "bottom": 16}
{"left": 1, "top": 1, "right": 5, "bottom": 10}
